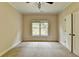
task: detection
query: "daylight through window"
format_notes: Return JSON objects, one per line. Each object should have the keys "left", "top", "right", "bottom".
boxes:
{"left": 32, "top": 21, "right": 48, "bottom": 36}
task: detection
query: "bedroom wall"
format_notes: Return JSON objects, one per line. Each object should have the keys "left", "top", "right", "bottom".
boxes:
{"left": 23, "top": 14, "right": 59, "bottom": 41}
{"left": 0, "top": 2, "right": 23, "bottom": 56}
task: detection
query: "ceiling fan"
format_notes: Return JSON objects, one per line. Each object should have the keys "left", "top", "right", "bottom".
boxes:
{"left": 26, "top": 2, "right": 54, "bottom": 10}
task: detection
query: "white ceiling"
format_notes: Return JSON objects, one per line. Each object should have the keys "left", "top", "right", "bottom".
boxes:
{"left": 9, "top": 2, "right": 71, "bottom": 14}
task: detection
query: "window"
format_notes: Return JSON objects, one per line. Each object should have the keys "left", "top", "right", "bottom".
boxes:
{"left": 32, "top": 21, "right": 48, "bottom": 36}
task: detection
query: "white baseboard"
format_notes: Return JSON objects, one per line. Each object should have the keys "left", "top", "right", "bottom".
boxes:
{"left": 0, "top": 41, "right": 21, "bottom": 56}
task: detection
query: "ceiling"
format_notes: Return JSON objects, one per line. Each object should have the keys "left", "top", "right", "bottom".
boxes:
{"left": 9, "top": 2, "right": 71, "bottom": 14}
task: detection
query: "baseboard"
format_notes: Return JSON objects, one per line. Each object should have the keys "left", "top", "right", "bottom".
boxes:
{"left": 22, "top": 40, "right": 58, "bottom": 42}
{"left": 0, "top": 41, "right": 21, "bottom": 56}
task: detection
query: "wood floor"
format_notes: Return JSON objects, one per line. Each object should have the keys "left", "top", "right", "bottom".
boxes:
{"left": 3, "top": 42, "right": 77, "bottom": 57}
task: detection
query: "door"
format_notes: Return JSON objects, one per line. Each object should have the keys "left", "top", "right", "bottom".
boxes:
{"left": 73, "top": 11, "right": 79, "bottom": 56}
{"left": 64, "top": 14, "right": 73, "bottom": 52}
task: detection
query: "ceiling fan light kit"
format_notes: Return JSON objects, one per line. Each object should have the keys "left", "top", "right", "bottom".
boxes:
{"left": 26, "top": 2, "right": 54, "bottom": 10}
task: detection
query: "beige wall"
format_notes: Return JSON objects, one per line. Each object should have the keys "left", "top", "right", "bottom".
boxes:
{"left": 23, "top": 14, "right": 58, "bottom": 41}
{"left": 0, "top": 3, "right": 22, "bottom": 56}
{"left": 58, "top": 2, "right": 79, "bottom": 48}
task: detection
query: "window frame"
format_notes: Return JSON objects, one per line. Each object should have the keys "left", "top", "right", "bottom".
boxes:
{"left": 32, "top": 20, "right": 49, "bottom": 37}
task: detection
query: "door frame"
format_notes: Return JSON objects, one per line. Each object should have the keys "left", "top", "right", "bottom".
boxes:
{"left": 65, "top": 14, "right": 74, "bottom": 53}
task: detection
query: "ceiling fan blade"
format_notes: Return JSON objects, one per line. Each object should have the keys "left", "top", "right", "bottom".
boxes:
{"left": 46, "top": 2, "right": 54, "bottom": 4}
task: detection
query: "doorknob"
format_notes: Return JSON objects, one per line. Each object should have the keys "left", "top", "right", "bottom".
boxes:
{"left": 73, "top": 34, "right": 75, "bottom": 36}
{"left": 69, "top": 33, "right": 75, "bottom": 36}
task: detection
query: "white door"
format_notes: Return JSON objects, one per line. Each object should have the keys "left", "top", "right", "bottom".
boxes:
{"left": 65, "top": 14, "right": 72, "bottom": 52}
{"left": 73, "top": 11, "right": 79, "bottom": 56}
